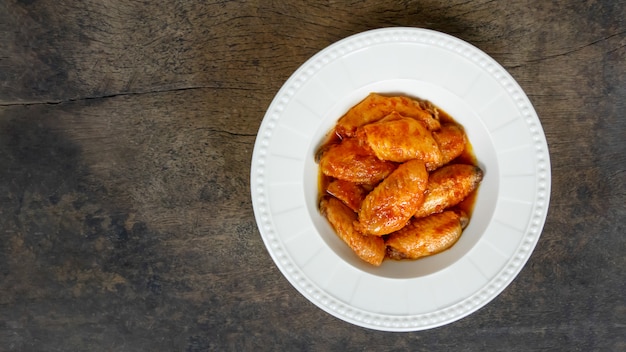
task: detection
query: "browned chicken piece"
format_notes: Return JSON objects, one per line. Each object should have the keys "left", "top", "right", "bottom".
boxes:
{"left": 326, "top": 179, "right": 367, "bottom": 212}
{"left": 432, "top": 123, "right": 467, "bottom": 168}
{"left": 320, "top": 196, "right": 386, "bottom": 266}
{"left": 335, "top": 93, "right": 440, "bottom": 138}
{"left": 386, "top": 210, "right": 468, "bottom": 260}
{"left": 356, "top": 159, "right": 428, "bottom": 236}
{"left": 414, "top": 164, "right": 484, "bottom": 218}
{"left": 357, "top": 112, "right": 443, "bottom": 170}
{"left": 318, "top": 137, "right": 397, "bottom": 184}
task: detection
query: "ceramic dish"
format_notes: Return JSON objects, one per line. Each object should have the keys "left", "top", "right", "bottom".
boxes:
{"left": 250, "top": 27, "right": 550, "bottom": 331}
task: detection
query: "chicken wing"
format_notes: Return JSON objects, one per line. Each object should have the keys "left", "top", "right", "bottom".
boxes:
{"left": 432, "top": 123, "right": 467, "bottom": 169}
{"left": 325, "top": 179, "right": 367, "bottom": 212}
{"left": 357, "top": 112, "right": 443, "bottom": 170}
{"left": 320, "top": 196, "right": 386, "bottom": 266}
{"left": 318, "top": 137, "right": 397, "bottom": 184}
{"left": 335, "top": 93, "right": 440, "bottom": 138}
{"left": 356, "top": 159, "right": 428, "bottom": 236}
{"left": 386, "top": 210, "right": 468, "bottom": 260}
{"left": 414, "top": 164, "right": 483, "bottom": 218}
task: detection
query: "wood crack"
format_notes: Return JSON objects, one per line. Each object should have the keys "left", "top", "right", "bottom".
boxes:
{"left": 198, "top": 127, "right": 257, "bottom": 138}
{"left": 0, "top": 85, "right": 257, "bottom": 107}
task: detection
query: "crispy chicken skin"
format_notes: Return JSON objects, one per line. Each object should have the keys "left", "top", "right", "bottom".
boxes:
{"left": 357, "top": 159, "right": 428, "bottom": 236}
{"left": 325, "top": 179, "right": 367, "bottom": 212}
{"left": 320, "top": 196, "right": 386, "bottom": 266}
{"left": 386, "top": 210, "right": 468, "bottom": 260}
{"left": 335, "top": 93, "right": 440, "bottom": 138}
{"left": 357, "top": 112, "right": 443, "bottom": 170}
{"left": 318, "top": 137, "right": 397, "bottom": 184}
{"left": 414, "top": 164, "right": 483, "bottom": 218}
{"left": 432, "top": 123, "right": 467, "bottom": 168}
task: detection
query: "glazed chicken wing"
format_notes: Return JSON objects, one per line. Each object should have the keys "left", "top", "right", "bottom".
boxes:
{"left": 414, "top": 164, "right": 484, "bottom": 218}
{"left": 318, "top": 137, "right": 397, "bottom": 184}
{"left": 357, "top": 159, "right": 428, "bottom": 236}
{"left": 325, "top": 179, "right": 367, "bottom": 212}
{"left": 357, "top": 112, "right": 443, "bottom": 170}
{"left": 432, "top": 123, "right": 467, "bottom": 168}
{"left": 320, "top": 196, "right": 386, "bottom": 266}
{"left": 386, "top": 210, "right": 468, "bottom": 260}
{"left": 335, "top": 93, "right": 440, "bottom": 138}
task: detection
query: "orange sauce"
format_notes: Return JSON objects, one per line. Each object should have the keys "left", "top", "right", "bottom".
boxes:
{"left": 316, "top": 129, "right": 343, "bottom": 204}
{"left": 437, "top": 108, "right": 480, "bottom": 218}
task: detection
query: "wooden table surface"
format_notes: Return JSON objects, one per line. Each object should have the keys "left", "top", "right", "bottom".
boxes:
{"left": 1, "top": 1, "right": 624, "bottom": 351}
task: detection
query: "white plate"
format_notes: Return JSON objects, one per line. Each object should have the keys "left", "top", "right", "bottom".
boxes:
{"left": 250, "top": 27, "right": 550, "bottom": 331}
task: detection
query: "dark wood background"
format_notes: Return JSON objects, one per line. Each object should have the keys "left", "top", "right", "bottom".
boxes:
{"left": 1, "top": 1, "right": 624, "bottom": 351}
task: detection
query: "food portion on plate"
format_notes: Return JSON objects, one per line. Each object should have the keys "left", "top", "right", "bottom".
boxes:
{"left": 317, "top": 93, "right": 483, "bottom": 266}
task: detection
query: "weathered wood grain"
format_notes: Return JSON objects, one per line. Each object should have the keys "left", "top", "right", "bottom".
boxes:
{"left": 0, "top": 0, "right": 624, "bottom": 351}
